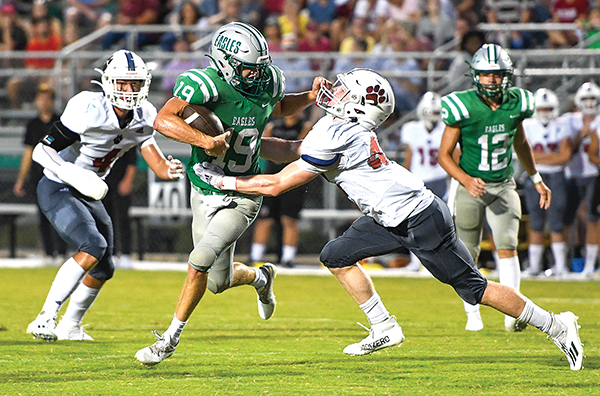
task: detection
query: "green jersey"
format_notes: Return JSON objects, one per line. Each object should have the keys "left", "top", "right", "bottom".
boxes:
{"left": 441, "top": 87, "right": 535, "bottom": 182}
{"left": 173, "top": 66, "right": 286, "bottom": 193}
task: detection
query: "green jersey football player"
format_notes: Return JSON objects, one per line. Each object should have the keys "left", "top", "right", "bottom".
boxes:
{"left": 438, "top": 44, "right": 551, "bottom": 333}
{"left": 136, "top": 22, "right": 328, "bottom": 367}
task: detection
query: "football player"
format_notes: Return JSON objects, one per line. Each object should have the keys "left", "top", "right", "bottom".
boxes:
{"left": 135, "top": 22, "right": 328, "bottom": 366}
{"left": 193, "top": 68, "right": 583, "bottom": 370}
{"left": 438, "top": 44, "right": 550, "bottom": 333}
{"left": 561, "top": 82, "right": 600, "bottom": 278}
{"left": 522, "top": 88, "right": 572, "bottom": 277}
{"left": 26, "top": 50, "right": 185, "bottom": 342}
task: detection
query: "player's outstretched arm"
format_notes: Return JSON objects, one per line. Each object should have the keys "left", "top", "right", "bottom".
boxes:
{"left": 154, "top": 97, "right": 229, "bottom": 155}
{"left": 261, "top": 137, "right": 302, "bottom": 163}
{"left": 140, "top": 138, "right": 184, "bottom": 180}
{"left": 272, "top": 77, "right": 330, "bottom": 117}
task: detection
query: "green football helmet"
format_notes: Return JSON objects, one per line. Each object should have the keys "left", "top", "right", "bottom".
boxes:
{"left": 469, "top": 44, "right": 513, "bottom": 99}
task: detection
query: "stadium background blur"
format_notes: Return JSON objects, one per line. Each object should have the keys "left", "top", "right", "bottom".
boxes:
{"left": 1, "top": 0, "right": 600, "bottom": 271}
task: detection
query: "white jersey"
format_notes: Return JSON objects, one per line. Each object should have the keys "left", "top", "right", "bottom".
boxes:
{"left": 296, "top": 116, "right": 435, "bottom": 227}
{"left": 399, "top": 120, "right": 448, "bottom": 183}
{"left": 522, "top": 117, "right": 571, "bottom": 174}
{"left": 562, "top": 111, "right": 600, "bottom": 179}
{"left": 44, "top": 91, "right": 157, "bottom": 183}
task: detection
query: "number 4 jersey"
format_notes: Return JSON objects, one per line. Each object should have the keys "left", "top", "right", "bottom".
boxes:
{"left": 44, "top": 91, "right": 156, "bottom": 183}
{"left": 441, "top": 87, "right": 535, "bottom": 183}
{"left": 297, "top": 116, "right": 434, "bottom": 227}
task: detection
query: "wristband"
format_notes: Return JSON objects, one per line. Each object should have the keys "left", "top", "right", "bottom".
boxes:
{"left": 220, "top": 176, "right": 237, "bottom": 191}
{"left": 530, "top": 172, "right": 543, "bottom": 184}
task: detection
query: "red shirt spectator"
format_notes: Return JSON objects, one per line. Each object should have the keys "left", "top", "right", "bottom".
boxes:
{"left": 553, "top": 0, "right": 589, "bottom": 23}
{"left": 25, "top": 17, "right": 61, "bottom": 69}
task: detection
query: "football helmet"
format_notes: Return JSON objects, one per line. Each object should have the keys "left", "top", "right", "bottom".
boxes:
{"left": 469, "top": 44, "right": 513, "bottom": 99}
{"left": 416, "top": 91, "right": 442, "bottom": 130}
{"left": 207, "top": 22, "right": 271, "bottom": 97}
{"left": 575, "top": 81, "right": 600, "bottom": 115}
{"left": 316, "top": 68, "right": 395, "bottom": 130}
{"left": 93, "top": 49, "right": 151, "bottom": 110}
{"left": 533, "top": 88, "right": 559, "bottom": 126}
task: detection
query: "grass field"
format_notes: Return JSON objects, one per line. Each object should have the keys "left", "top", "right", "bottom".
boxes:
{"left": 0, "top": 267, "right": 598, "bottom": 395}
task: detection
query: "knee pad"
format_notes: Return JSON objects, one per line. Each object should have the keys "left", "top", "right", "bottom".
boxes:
{"left": 79, "top": 231, "right": 108, "bottom": 261}
{"left": 188, "top": 244, "right": 218, "bottom": 272}
{"left": 451, "top": 271, "right": 488, "bottom": 305}
{"left": 88, "top": 255, "right": 115, "bottom": 281}
{"left": 207, "top": 275, "right": 229, "bottom": 294}
{"left": 320, "top": 239, "right": 355, "bottom": 268}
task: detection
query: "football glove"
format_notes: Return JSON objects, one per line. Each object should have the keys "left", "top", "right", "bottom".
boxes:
{"left": 167, "top": 155, "right": 185, "bottom": 180}
{"left": 193, "top": 162, "right": 225, "bottom": 189}
{"left": 56, "top": 162, "right": 108, "bottom": 200}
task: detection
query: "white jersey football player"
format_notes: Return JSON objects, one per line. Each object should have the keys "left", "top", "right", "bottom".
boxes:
{"left": 401, "top": 91, "right": 448, "bottom": 199}
{"left": 193, "top": 68, "right": 584, "bottom": 370}
{"left": 27, "top": 50, "right": 184, "bottom": 342}
{"left": 522, "top": 88, "right": 572, "bottom": 276}
{"left": 562, "top": 82, "right": 600, "bottom": 276}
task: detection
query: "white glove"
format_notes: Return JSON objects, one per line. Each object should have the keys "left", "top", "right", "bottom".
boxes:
{"left": 192, "top": 162, "right": 225, "bottom": 189}
{"left": 167, "top": 155, "right": 185, "bottom": 180}
{"left": 56, "top": 162, "right": 109, "bottom": 200}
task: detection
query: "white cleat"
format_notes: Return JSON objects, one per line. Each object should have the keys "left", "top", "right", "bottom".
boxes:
{"left": 55, "top": 321, "right": 94, "bottom": 341}
{"left": 505, "top": 316, "right": 527, "bottom": 332}
{"left": 256, "top": 263, "right": 277, "bottom": 320}
{"left": 343, "top": 316, "right": 405, "bottom": 356}
{"left": 465, "top": 313, "right": 484, "bottom": 332}
{"left": 27, "top": 315, "right": 57, "bottom": 342}
{"left": 552, "top": 312, "right": 584, "bottom": 371}
{"left": 135, "top": 330, "right": 178, "bottom": 367}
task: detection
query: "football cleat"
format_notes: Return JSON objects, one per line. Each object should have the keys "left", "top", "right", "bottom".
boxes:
{"left": 135, "top": 330, "right": 178, "bottom": 367}
{"left": 27, "top": 315, "right": 57, "bottom": 342}
{"left": 465, "top": 313, "right": 484, "bottom": 332}
{"left": 343, "top": 316, "right": 405, "bottom": 356}
{"left": 505, "top": 316, "right": 528, "bottom": 332}
{"left": 256, "top": 263, "right": 277, "bottom": 320}
{"left": 551, "top": 312, "right": 584, "bottom": 371}
{"left": 55, "top": 321, "right": 94, "bottom": 341}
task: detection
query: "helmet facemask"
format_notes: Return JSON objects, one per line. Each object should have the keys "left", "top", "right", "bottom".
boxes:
{"left": 416, "top": 92, "right": 442, "bottom": 130}
{"left": 93, "top": 50, "right": 151, "bottom": 110}
{"left": 575, "top": 82, "right": 600, "bottom": 115}
{"left": 226, "top": 53, "right": 271, "bottom": 96}
{"left": 533, "top": 88, "right": 559, "bottom": 126}
{"left": 469, "top": 44, "right": 513, "bottom": 99}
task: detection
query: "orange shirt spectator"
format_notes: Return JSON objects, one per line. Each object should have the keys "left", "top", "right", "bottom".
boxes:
{"left": 25, "top": 17, "right": 62, "bottom": 69}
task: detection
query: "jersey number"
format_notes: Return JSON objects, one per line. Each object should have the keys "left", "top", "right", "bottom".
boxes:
{"left": 212, "top": 128, "right": 259, "bottom": 173}
{"left": 477, "top": 133, "right": 508, "bottom": 171}
{"left": 418, "top": 147, "right": 439, "bottom": 166}
{"left": 174, "top": 82, "right": 196, "bottom": 103}
{"left": 93, "top": 148, "right": 120, "bottom": 173}
{"left": 368, "top": 136, "right": 389, "bottom": 169}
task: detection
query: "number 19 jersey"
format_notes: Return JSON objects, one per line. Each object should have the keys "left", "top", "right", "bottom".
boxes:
{"left": 441, "top": 88, "right": 535, "bottom": 183}
{"left": 173, "top": 66, "right": 286, "bottom": 194}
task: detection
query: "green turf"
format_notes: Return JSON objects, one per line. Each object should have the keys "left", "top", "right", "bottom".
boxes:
{"left": 0, "top": 267, "right": 598, "bottom": 395}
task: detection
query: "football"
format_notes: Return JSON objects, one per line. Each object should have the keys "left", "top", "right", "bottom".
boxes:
{"left": 181, "top": 104, "right": 225, "bottom": 137}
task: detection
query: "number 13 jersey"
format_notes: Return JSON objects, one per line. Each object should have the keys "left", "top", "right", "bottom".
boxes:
{"left": 440, "top": 87, "right": 535, "bottom": 183}
{"left": 297, "top": 116, "right": 434, "bottom": 227}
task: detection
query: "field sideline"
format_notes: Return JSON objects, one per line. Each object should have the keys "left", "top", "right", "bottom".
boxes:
{"left": 0, "top": 267, "right": 598, "bottom": 395}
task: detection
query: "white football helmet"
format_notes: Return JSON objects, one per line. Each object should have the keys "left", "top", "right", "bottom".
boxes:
{"left": 469, "top": 44, "right": 513, "bottom": 99}
{"left": 575, "top": 81, "right": 600, "bottom": 115}
{"left": 416, "top": 91, "right": 442, "bottom": 130}
{"left": 316, "top": 68, "right": 395, "bottom": 130}
{"left": 533, "top": 88, "right": 559, "bottom": 126}
{"left": 207, "top": 22, "right": 271, "bottom": 97}
{"left": 93, "top": 49, "right": 151, "bottom": 110}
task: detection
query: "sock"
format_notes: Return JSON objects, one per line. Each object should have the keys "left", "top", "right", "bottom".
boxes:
{"left": 463, "top": 300, "right": 480, "bottom": 316}
{"left": 550, "top": 242, "right": 568, "bottom": 273}
{"left": 250, "top": 267, "right": 267, "bottom": 289}
{"left": 165, "top": 314, "right": 187, "bottom": 344}
{"left": 61, "top": 283, "right": 100, "bottom": 326}
{"left": 281, "top": 245, "right": 297, "bottom": 264}
{"left": 492, "top": 251, "right": 501, "bottom": 267}
{"left": 528, "top": 244, "right": 544, "bottom": 273}
{"left": 497, "top": 256, "right": 521, "bottom": 291}
{"left": 40, "top": 257, "right": 87, "bottom": 319}
{"left": 250, "top": 243, "right": 266, "bottom": 263}
{"left": 517, "top": 298, "right": 559, "bottom": 336}
{"left": 359, "top": 293, "right": 390, "bottom": 325}
{"left": 584, "top": 244, "right": 598, "bottom": 272}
